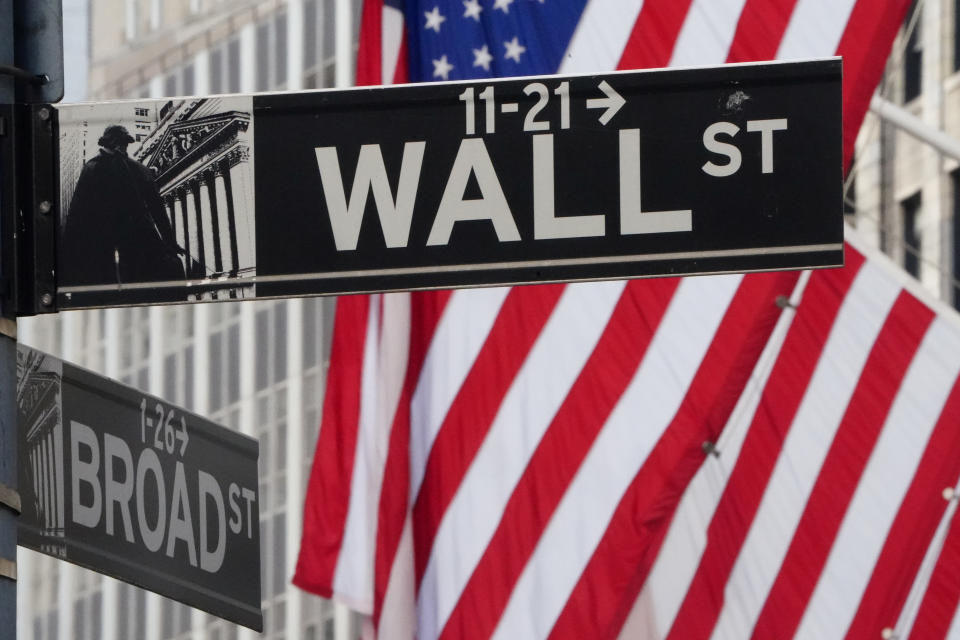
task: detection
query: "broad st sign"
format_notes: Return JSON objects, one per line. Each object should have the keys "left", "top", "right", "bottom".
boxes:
{"left": 50, "top": 58, "right": 841, "bottom": 310}
{"left": 16, "top": 345, "right": 262, "bottom": 631}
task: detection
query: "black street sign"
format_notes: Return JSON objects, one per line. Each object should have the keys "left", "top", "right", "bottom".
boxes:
{"left": 48, "top": 58, "right": 841, "bottom": 310}
{"left": 16, "top": 344, "right": 262, "bottom": 631}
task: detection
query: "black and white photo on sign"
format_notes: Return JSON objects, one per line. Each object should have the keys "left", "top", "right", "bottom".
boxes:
{"left": 58, "top": 96, "right": 256, "bottom": 302}
{"left": 16, "top": 346, "right": 66, "bottom": 559}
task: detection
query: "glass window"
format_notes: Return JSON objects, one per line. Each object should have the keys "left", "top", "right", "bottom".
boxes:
{"left": 904, "top": 0, "right": 922, "bottom": 102}
{"left": 902, "top": 191, "right": 921, "bottom": 278}
{"left": 273, "top": 513, "right": 287, "bottom": 596}
{"left": 257, "top": 23, "right": 270, "bottom": 91}
{"left": 228, "top": 38, "right": 241, "bottom": 93}
{"left": 305, "top": 0, "right": 318, "bottom": 68}
{"left": 275, "top": 303, "right": 287, "bottom": 381}
{"left": 210, "top": 49, "right": 224, "bottom": 94}
{"left": 955, "top": 0, "right": 960, "bottom": 71}
{"left": 210, "top": 331, "right": 223, "bottom": 410}
{"left": 183, "top": 63, "right": 195, "bottom": 95}
{"left": 276, "top": 12, "right": 288, "bottom": 86}
{"left": 228, "top": 324, "right": 240, "bottom": 403}
{"left": 953, "top": 170, "right": 960, "bottom": 309}
{"left": 165, "top": 72, "right": 178, "bottom": 97}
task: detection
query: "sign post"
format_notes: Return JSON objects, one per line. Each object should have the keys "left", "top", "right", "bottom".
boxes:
{"left": 39, "top": 58, "right": 842, "bottom": 312}
{"left": 16, "top": 344, "right": 263, "bottom": 631}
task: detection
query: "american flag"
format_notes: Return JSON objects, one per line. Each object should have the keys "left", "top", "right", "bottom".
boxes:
{"left": 292, "top": 1, "right": 960, "bottom": 638}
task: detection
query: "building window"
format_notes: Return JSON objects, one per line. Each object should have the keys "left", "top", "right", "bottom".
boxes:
{"left": 904, "top": 0, "right": 922, "bottom": 102}
{"left": 902, "top": 191, "right": 922, "bottom": 278}
{"left": 953, "top": 170, "right": 960, "bottom": 309}
{"left": 955, "top": 0, "right": 960, "bottom": 72}
{"left": 210, "top": 48, "right": 224, "bottom": 94}
{"left": 256, "top": 11, "right": 290, "bottom": 92}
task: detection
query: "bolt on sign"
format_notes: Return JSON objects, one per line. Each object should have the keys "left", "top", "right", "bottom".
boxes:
{"left": 46, "top": 58, "right": 841, "bottom": 311}
{"left": 16, "top": 344, "right": 262, "bottom": 631}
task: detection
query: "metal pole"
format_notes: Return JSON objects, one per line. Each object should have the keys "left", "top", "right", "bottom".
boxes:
{"left": 0, "top": 1, "right": 18, "bottom": 637}
{"left": 870, "top": 95, "right": 960, "bottom": 163}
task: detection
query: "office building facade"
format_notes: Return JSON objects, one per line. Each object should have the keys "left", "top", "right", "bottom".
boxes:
{"left": 18, "top": 1, "right": 361, "bottom": 639}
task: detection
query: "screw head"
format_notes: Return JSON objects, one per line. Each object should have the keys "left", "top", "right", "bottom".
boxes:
{"left": 40, "top": 293, "right": 53, "bottom": 307}
{"left": 38, "top": 200, "right": 52, "bottom": 215}
{"left": 37, "top": 107, "right": 50, "bottom": 121}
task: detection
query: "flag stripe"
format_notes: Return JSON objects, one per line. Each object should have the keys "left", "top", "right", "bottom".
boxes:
{"left": 669, "top": 0, "right": 748, "bottom": 67}
{"left": 560, "top": 0, "right": 644, "bottom": 74}
{"left": 618, "top": 272, "right": 812, "bottom": 640}
{"left": 726, "top": 0, "right": 799, "bottom": 62}
{"left": 409, "top": 287, "right": 511, "bottom": 505}
{"left": 832, "top": 319, "right": 960, "bottom": 639}
{"left": 417, "top": 281, "right": 627, "bottom": 640}
{"left": 373, "top": 291, "right": 452, "bottom": 621}
{"left": 294, "top": 295, "right": 371, "bottom": 599}
{"left": 336, "top": 294, "right": 413, "bottom": 609}
{"left": 492, "top": 275, "right": 743, "bottom": 640}
{"left": 664, "top": 247, "right": 866, "bottom": 640}
{"left": 751, "top": 291, "right": 936, "bottom": 639}
{"left": 412, "top": 285, "right": 566, "bottom": 587}
{"left": 618, "top": 0, "right": 695, "bottom": 70}
{"left": 439, "top": 278, "right": 680, "bottom": 640}
{"left": 709, "top": 260, "right": 902, "bottom": 640}
{"left": 555, "top": 270, "right": 801, "bottom": 640}
{"left": 832, "top": 0, "right": 912, "bottom": 168}
{"left": 909, "top": 490, "right": 960, "bottom": 639}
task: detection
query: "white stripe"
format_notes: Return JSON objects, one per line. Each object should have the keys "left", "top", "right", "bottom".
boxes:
{"left": 558, "top": 0, "right": 644, "bottom": 74}
{"left": 621, "top": 271, "right": 810, "bottom": 639}
{"left": 334, "top": 294, "right": 411, "bottom": 612}
{"left": 710, "top": 262, "right": 901, "bottom": 640}
{"left": 377, "top": 515, "right": 416, "bottom": 640}
{"left": 669, "top": 0, "right": 748, "bottom": 67}
{"left": 776, "top": 0, "right": 858, "bottom": 60}
{"left": 797, "top": 318, "right": 960, "bottom": 638}
{"left": 409, "top": 287, "right": 510, "bottom": 504}
{"left": 493, "top": 274, "right": 743, "bottom": 640}
{"left": 416, "top": 281, "right": 626, "bottom": 640}
{"left": 382, "top": 5, "right": 404, "bottom": 84}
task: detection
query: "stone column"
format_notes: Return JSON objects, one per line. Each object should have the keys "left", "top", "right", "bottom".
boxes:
{"left": 178, "top": 189, "right": 192, "bottom": 276}
{"left": 204, "top": 170, "right": 224, "bottom": 274}
{"left": 220, "top": 158, "right": 240, "bottom": 275}
{"left": 191, "top": 181, "right": 207, "bottom": 274}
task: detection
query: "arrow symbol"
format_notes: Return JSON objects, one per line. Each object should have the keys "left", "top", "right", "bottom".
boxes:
{"left": 586, "top": 80, "right": 625, "bottom": 126}
{"left": 176, "top": 416, "right": 189, "bottom": 456}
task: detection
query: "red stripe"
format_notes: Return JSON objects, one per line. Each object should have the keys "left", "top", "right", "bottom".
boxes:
{"left": 393, "top": 36, "right": 409, "bottom": 84}
{"left": 438, "top": 278, "right": 681, "bottom": 640}
{"left": 552, "top": 271, "right": 801, "bottom": 640}
{"left": 909, "top": 474, "right": 960, "bottom": 639}
{"left": 373, "top": 291, "right": 452, "bottom": 625}
{"left": 355, "top": 0, "right": 384, "bottom": 86}
{"left": 850, "top": 367, "right": 960, "bottom": 638}
{"left": 665, "top": 245, "right": 866, "bottom": 640}
{"left": 412, "top": 284, "right": 566, "bottom": 589}
{"left": 294, "top": 295, "right": 371, "bottom": 597}
{"left": 751, "top": 291, "right": 935, "bottom": 639}
{"left": 617, "top": 0, "right": 695, "bottom": 70}
{"left": 835, "top": 0, "right": 912, "bottom": 171}
{"left": 726, "top": 0, "right": 799, "bottom": 63}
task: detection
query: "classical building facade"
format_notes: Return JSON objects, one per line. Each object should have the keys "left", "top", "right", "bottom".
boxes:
{"left": 851, "top": 0, "right": 960, "bottom": 308}
{"left": 18, "top": 1, "right": 361, "bottom": 640}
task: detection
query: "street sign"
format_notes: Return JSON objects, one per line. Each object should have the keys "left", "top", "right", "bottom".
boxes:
{"left": 16, "top": 344, "right": 262, "bottom": 631}
{"left": 49, "top": 58, "right": 841, "bottom": 310}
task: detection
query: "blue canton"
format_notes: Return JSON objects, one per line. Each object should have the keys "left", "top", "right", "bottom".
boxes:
{"left": 404, "top": 0, "right": 588, "bottom": 82}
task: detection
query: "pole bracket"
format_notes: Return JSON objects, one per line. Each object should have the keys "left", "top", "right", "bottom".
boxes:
{"left": 0, "top": 557, "right": 16, "bottom": 581}
{"left": 0, "top": 484, "right": 19, "bottom": 515}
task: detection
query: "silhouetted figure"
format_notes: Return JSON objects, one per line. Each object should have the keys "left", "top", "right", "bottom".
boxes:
{"left": 61, "top": 125, "right": 186, "bottom": 294}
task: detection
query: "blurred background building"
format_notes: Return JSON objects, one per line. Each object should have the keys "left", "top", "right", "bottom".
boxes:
{"left": 17, "top": 1, "right": 362, "bottom": 639}
{"left": 850, "top": 0, "right": 960, "bottom": 308}
{"left": 14, "top": 0, "right": 960, "bottom": 639}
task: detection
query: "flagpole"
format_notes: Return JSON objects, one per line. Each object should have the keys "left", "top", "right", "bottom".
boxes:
{"left": 869, "top": 94, "right": 960, "bottom": 162}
